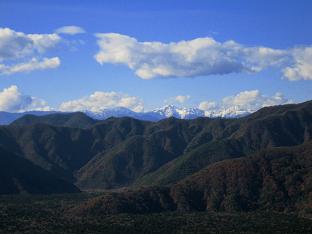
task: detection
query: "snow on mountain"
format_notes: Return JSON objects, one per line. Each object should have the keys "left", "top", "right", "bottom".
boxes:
{"left": 84, "top": 107, "right": 138, "bottom": 120}
{"left": 84, "top": 105, "right": 207, "bottom": 121}
{"left": 203, "top": 106, "right": 252, "bottom": 118}
{"left": 150, "top": 105, "right": 205, "bottom": 119}
{"left": 0, "top": 105, "right": 252, "bottom": 125}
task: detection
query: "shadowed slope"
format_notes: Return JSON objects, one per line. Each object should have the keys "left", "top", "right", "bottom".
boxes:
{"left": 0, "top": 147, "right": 79, "bottom": 194}
{"left": 0, "top": 101, "right": 311, "bottom": 192}
{"left": 136, "top": 100, "right": 312, "bottom": 187}
{"left": 171, "top": 140, "right": 312, "bottom": 214}
{"left": 69, "top": 141, "right": 312, "bottom": 217}
{"left": 11, "top": 112, "right": 97, "bottom": 129}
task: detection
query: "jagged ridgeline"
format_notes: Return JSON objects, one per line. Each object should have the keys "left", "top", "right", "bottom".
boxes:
{"left": 0, "top": 100, "right": 312, "bottom": 215}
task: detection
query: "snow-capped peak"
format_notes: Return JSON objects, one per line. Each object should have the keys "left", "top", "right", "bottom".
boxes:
{"left": 204, "top": 106, "right": 252, "bottom": 118}
{"left": 151, "top": 105, "right": 205, "bottom": 119}
{"left": 84, "top": 107, "right": 137, "bottom": 120}
{"left": 81, "top": 105, "right": 250, "bottom": 121}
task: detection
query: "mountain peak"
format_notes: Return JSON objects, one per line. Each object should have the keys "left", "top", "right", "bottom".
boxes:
{"left": 151, "top": 105, "right": 205, "bottom": 119}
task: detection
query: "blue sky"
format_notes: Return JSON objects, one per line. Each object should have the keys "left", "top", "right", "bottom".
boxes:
{"left": 0, "top": 0, "right": 311, "bottom": 113}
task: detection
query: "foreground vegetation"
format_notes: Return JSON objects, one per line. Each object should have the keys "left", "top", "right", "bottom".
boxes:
{"left": 1, "top": 193, "right": 312, "bottom": 234}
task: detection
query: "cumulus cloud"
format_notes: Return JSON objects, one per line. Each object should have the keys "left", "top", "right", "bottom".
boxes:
{"left": 0, "top": 57, "right": 60, "bottom": 75}
{"left": 199, "top": 90, "right": 292, "bottom": 117}
{"left": 59, "top": 91, "right": 144, "bottom": 113}
{"left": 0, "top": 87, "right": 144, "bottom": 113}
{"left": 0, "top": 28, "right": 60, "bottom": 61}
{"left": 0, "top": 85, "right": 293, "bottom": 117}
{"left": 283, "top": 47, "right": 312, "bottom": 81}
{"left": 94, "top": 33, "right": 289, "bottom": 79}
{"left": 198, "top": 101, "right": 217, "bottom": 111}
{"left": 221, "top": 90, "right": 290, "bottom": 109}
{"left": 0, "top": 86, "right": 51, "bottom": 112}
{"left": 0, "top": 27, "right": 61, "bottom": 75}
{"left": 55, "top": 26, "right": 86, "bottom": 35}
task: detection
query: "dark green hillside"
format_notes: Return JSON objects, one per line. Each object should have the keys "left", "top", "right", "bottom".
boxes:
{"left": 76, "top": 118, "right": 208, "bottom": 189}
{"left": 0, "top": 147, "right": 79, "bottom": 194}
{"left": 1, "top": 101, "right": 312, "bottom": 233}
{"left": 136, "top": 100, "right": 312, "bottom": 187}
{"left": 69, "top": 187, "right": 176, "bottom": 215}
{"left": 11, "top": 112, "right": 97, "bottom": 128}
{"left": 171, "top": 141, "right": 312, "bottom": 215}
{"left": 0, "top": 101, "right": 311, "bottom": 193}
{"left": 71, "top": 141, "right": 312, "bottom": 217}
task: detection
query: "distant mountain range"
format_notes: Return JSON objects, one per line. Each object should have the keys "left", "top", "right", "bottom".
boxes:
{"left": 0, "top": 111, "right": 57, "bottom": 125}
{"left": 0, "top": 105, "right": 251, "bottom": 125}
{"left": 1, "top": 100, "right": 312, "bottom": 217}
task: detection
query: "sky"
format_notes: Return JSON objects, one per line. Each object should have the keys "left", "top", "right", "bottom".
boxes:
{"left": 0, "top": 0, "right": 311, "bottom": 114}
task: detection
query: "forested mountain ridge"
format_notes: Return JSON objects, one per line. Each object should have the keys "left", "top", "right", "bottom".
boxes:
{"left": 0, "top": 100, "right": 311, "bottom": 199}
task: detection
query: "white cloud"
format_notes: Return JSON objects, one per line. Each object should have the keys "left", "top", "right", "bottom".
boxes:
{"left": 94, "top": 33, "right": 288, "bottom": 79}
{"left": 0, "top": 86, "right": 293, "bottom": 117}
{"left": 164, "top": 95, "right": 191, "bottom": 105}
{"left": 0, "top": 27, "right": 62, "bottom": 75}
{"left": 0, "top": 86, "right": 51, "bottom": 112}
{"left": 283, "top": 47, "right": 312, "bottom": 81}
{"left": 0, "top": 28, "right": 60, "bottom": 61}
{"left": 59, "top": 91, "right": 144, "bottom": 113}
{"left": 175, "top": 95, "right": 190, "bottom": 104}
{"left": 55, "top": 26, "right": 86, "bottom": 35}
{"left": 199, "top": 90, "right": 291, "bottom": 117}
{"left": 222, "top": 90, "right": 261, "bottom": 107}
{"left": 0, "top": 57, "right": 60, "bottom": 75}
{"left": 198, "top": 101, "right": 216, "bottom": 111}
{"left": 221, "top": 90, "right": 291, "bottom": 109}
{"left": 0, "top": 87, "right": 144, "bottom": 114}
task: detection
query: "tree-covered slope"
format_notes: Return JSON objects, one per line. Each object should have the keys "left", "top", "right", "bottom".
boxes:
{"left": 0, "top": 147, "right": 79, "bottom": 194}
{"left": 69, "top": 141, "right": 312, "bottom": 217}
{"left": 11, "top": 112, "right": 97, "bottom": 129}
{"left": 0, "top": 100, "right": 311, "bottom": 193}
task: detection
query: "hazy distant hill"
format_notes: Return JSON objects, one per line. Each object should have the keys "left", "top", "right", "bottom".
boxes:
{"left": 0, "top": 111, "right": 56, "bottom": 125}
{"left": 11, "top": 112, "right": 97, "bottom": 129}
